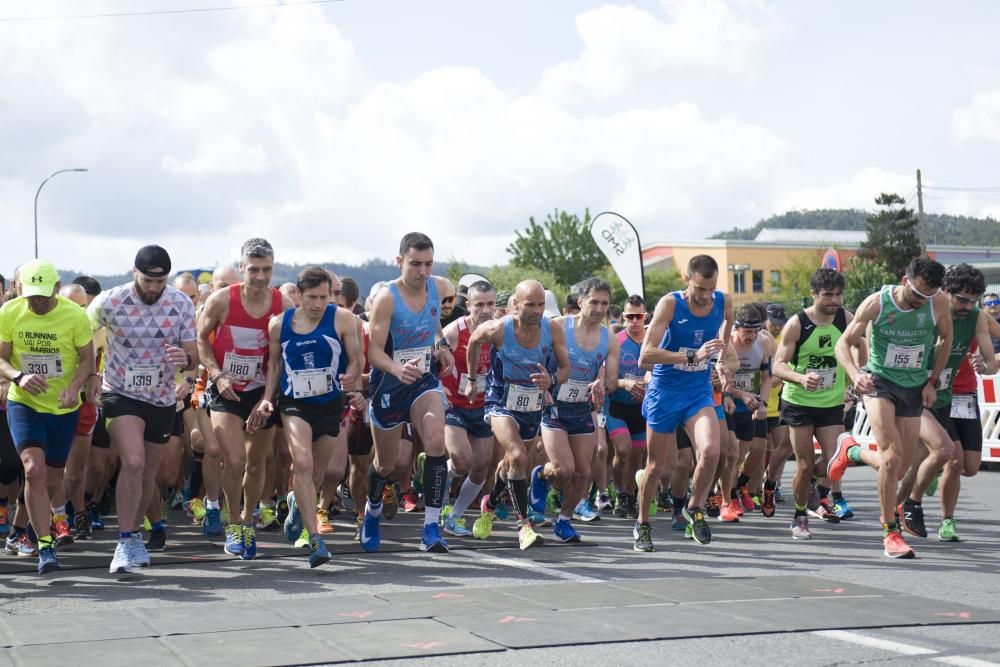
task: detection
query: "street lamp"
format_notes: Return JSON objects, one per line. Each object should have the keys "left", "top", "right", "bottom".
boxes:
{"left": 34, "top": 168, "right": 88, "bottom": 259}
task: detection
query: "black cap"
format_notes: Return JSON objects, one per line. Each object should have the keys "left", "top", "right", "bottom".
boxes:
{"left": 134, "top": 245, "right": 171, "bottom": 277}
{"left": 766, "top": 303, "right": 788, "bottom": 326}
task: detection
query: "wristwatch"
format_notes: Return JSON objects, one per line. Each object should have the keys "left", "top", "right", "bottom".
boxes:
{"left": 435, "top": 339, "right": 452, "bottom": 352}
{"left": 686, "top": 349, "right": 697, "bottom": 364}
{"left": 10, "top": 372, "right": 24, "bottom": 386}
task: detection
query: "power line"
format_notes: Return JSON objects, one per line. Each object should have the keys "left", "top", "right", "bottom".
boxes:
{"left": 923, "top": 184, "right": 1000, "bottom": 192}
{"left": 0, "top": 0, "right": 346, "bottom": 23}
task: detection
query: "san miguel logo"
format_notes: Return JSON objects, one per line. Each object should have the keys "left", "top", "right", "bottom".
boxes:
{"left": 600, "top": 220, "right": 636, "bottom": 257}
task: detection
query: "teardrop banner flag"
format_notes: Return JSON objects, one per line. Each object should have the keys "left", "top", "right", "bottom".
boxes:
{"left": 590, "top": 211, "right": 644, "bottom": 300}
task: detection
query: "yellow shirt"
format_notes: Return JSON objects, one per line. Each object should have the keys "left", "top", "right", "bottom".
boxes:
{"left": 767, "top": 331, "right": 783, "bottom": 419}
{"left": 0, "top": 297, "right": 93, "bottom": 415}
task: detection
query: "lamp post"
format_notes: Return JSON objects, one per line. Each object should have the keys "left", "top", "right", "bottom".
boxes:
{"left": 34, "top": 168, "right": 88, "bottom": 259}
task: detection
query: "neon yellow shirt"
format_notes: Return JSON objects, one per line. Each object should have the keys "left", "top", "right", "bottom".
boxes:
{"left": 0, "top": 296, "right": 93, "bottom": 415}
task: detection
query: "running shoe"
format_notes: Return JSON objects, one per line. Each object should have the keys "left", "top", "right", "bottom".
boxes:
{"left": 553, "top": 519, "right": 581, "bottom": 543}
{"left": 751, "top": 494, "right": 762, "bottom": 511}
{"left": 706, "top": 493, "right": 721, "bottom": 519}
{"left": 529, "top": 465, "right": 550, "bottom": 513}
{"left": 761, "top": 489, "right": 776, "bottom": 518}
{"left": 360, "top": 509, "right": 381, "bottom": 553}
{"left": 352, "top": 514, "right": 362, "bottom": 542}
{"left": 258, "top": 505, "right": 278, "bottom": 530}
{"left": 671, "top": 510, "right": 686, "bottom": 532}
{"left": 382, "top": 484, "right": 398, "bottom": 520}
{"left": 171, "top": 489, "right": 185, "bottom": 510}
{"left": 130, "top": 532, "right": 151, "bottom": 567}
{"left": 224, "top": 525, "right": 245, "bottom": 556}
{"left": 632, "top": 521, "right": 654, "bottom": 552}
{"left": 732, "top": 497, "right": 745, "bottom": 517}
{"left": 73, "top": 512, "right": 92, "bottom": 541}
{"left": 495, "top": 491, "right": 512, "bottom": 520}
{"left": 413, "top": 452, "right": 426, "bottom": 495}
{"left": 202, "top": 507, "right": 223, "bottom": 537}
{"left": 807, "top": 501, "right": 841, "bottom": 524}
{"left": 91, "top": 505, "right": 105, "bottom": 530}
{"left": 719, "top": 502, "right": 741, "bottom": 523}
{"left": 420, "top": 522, "right": 449, "bottom": 553}
{"left": 146, "top": 526, "right": 167, "bottom": 551}
{"left": 472, "top": 496, "right": 495, "bottom": 540}
{"left": 898, "top": 501, "right": 927, "bottom": 538}
{"left": 142, "top": 516, "right": 152, "bottom": 533}
{"left": 883, "top": 531, "right": 915, "bottom": 559}
{"left": 440, "top": 504, "right": 453, "bottom": 523}
{"left": 317, "top": 509, "right": 334, "bottom": 534}
{"left": 613, "top": 493, "right": 628, "bottom": 518}
{"left": 938, "top": 518, "right": 959, "bottom": 542}
{"left": 184, "top": 498, "right": 204, "bottom": 521}
{"left": 276, "top": 496, "right": 289, "bottom": 525}
{"left": 657, "top": 492, "right": 673, "bottom": 512}
{"left": 573, "top": 499, "right": 600, "bottom": 522}
{"left": 827, "top": 433, "right": 855, "bottom": 482}
{"left": 774, "top": 485, "right": 786, "bottom": 503}
{"left": 241, "top": 526, "right": 257, "bottom": 560}
{"left": 37, "top": 546, "right": 59, "bottom": 575}
{"left": 926, "top": 473, "right": 940, "bottom": 497}
{"left": 309, "top": 537, "right": 331, "bottom": 568}
{"left": 295, "top": 527, "right": 309, "bottom": 548}
{"left": 597, "top": 493, "right": 612, "bottom": 512}
{"left": 443, "top": 514, "right": 472, "bottom": 537}
{"left": 737, "top": 486, "right": 754, "bottom": 512}
{"left": 545, "top": 488, "right": 562, "bottom": 515}
{"left": 684, "top": 524, "right": 693, "bottom": 540}
{"left": 0, "top": 504, "right": 9, "bottom": 537}
{"left": 52, "top": 514, "right": 73, "bottom": 547}
{"left": 682, "top": 506, "right": 712, "bottom": 545}
{"left": 832, "top": 497, "right": 854, "bottom": 520}
{"left": 400, "top": 488, "right": 419, "bottom": 512}
{"left": 518, "top": 523, "right": 543, "bottom": 550}
{"left": 528, "top": 508, "right": 552, "bottom": 527}
{"left": 626, "top": 494, "right": 639, "bottom": 519}
{"left": 284, "top": 491, "right": 303, "bottom": 543}
{"left": 8, "top": 533, "right": 37, "bottom": 557}
{"left": 110, "top": 540, "right": 131, "bottom": 573}
{"left": 791, "top": 515, "right": 811, "bottom": 540}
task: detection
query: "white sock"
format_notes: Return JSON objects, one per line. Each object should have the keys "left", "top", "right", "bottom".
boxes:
{"left": 424, "top": 506, "right": 441, "bottom": 526}
{"left": 450, "top": 477, "right": 484, "bottom": 518}
{"left": 206, "top": 498, "right": 221, "bottom": 510}
{"left": 366, "top": 499, "right": 382, "bottom": 517}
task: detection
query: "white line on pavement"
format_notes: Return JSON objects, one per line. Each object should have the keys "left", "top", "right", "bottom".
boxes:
{"left": 452, "top": 550, "right": 601, "bottom": 583}
{"left": 813, "top": 630, "right": 1000, "bottom": 666}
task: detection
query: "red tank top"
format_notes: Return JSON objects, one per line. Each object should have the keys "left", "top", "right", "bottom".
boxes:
{"left": 440, "top": 317, "right": 491, "bottom": 409}
{"left": 952, "top": 339, "right": 978, "bottom": 395}
{"left": 211, "top": 284, "right": 283, "bottom": 392}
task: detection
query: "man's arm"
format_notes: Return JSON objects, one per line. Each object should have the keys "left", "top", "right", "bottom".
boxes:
{"left": 248, "top": 315, "right": 283, "bottom": 433}
{"left": 836, "top": 293, "right": 880, "bottom": 395}
{"left": 196, "top": 289, "right": 228, "bottom": 379}
{"left": 549, "top": 320, "right": 571, "bottom": 386}
{"left": 975, "top": 310, "right": 999, "bottom": 375}
{"left": 927, "top": 293, "right": 954, "bottom": 388}
{"left": 773, "top": 316, "right": 813, "bottom": 387}
{"left": 605, "top": 330, "right": 620, "bottom": 394}
{"left": 336, "top": 307, "right": 363, "bottom": 392}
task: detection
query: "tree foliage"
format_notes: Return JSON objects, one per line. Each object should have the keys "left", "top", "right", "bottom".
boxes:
{"left": 594, "top": 265, "right": 683, "bottom": 306}
{"left": 773, "top": 249, "right": 825, "bottom": 312}
{"left": 858, "top": 193, "right": 922, "bottom": 280}
{"left": 486, "top": 264, "right": 566, "bottom": 305}
{"left": 843, "top": 256, "right": 895, "bottom": 311}
{"left": 506, "top": 209, "right": 606, "bottom": 287}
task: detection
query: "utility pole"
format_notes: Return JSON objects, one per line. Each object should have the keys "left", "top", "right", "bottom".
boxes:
{"left": 916, "top": 168, "right": 928, "bottom": 246}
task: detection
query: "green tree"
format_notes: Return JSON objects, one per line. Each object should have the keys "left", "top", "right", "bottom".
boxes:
{"left": 506, "top": 209, "right": 606, "bottom": 287}
{"left": 445, "top": 256, "right": 469, "bottom": 284}
{"left": 843, "top": 256, "right": 895, "bottom": 311}
{"left": 486, "top": 264, "right": 567, "bottom": 305}
{"left": 858, "top": 193, "right": 922, "bottom": 280}
{"left": 593, "top": 266, "right": 683, "bottom": 305}
{"left": 773, "top": 249, "right": 824, "bottom": 312}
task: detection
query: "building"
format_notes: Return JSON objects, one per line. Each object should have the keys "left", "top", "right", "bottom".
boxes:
{"left": 642, "top": 229, "right": 1000, "bottom": 305}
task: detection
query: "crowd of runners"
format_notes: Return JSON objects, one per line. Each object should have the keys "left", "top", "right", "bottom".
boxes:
{"left": 0, "top": 232, "right": 996, "bottom": 574}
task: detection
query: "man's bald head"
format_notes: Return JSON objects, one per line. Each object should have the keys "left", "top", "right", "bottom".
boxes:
{"left": 212, "top": 265, "right": 240, "bottom": 291}
{"left": 59, "top": 283, "right": 88, "bottom": 306}
{"left": 513, "top": 280, "right": 545, "bottom": 325}
{"left": 173, "top": 272, "right": 199, "bottom": 301}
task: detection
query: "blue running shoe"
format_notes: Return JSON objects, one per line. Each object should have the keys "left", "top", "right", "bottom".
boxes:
{"left": 553, "top": 519, "right": 581, "bottom": 543}
{"left": 527, "top": 508, "right": 552, "bottom": 527}
{"left": 224, "top": 524, "right": 244, "bottom": 556}
{"left": 360, "top": 509, "right": 381, "bottom": 553}
{"left": 240, "top": 527, "right": 257, "bottom": 560}
{"left": 202, "top": 507, "right": 223, "bottom": 537}
{"left": 495, "top": 497, "right": 512, "bottom": 521}
{"left": 832, "top": 497, "right": 854, "bottom": 520}
{"left": 572, "top": 499, "right": 600, "bottom": 522}
{"left": 420, "top": 522, "right": 449, "bottom": 553}
{"left": 91, "top": 506, "right": 105, "bottom": 531}
{"left": 37, "top": 546, "right": 60, "bottom": 574}
{"left": 284, "top": 491, "right": 303, "bottom": 544}
{"left": 309, "top": 537, "right": 331, "bottom": 568}
{"left": 671, "top": 510, "right": 687, "bottom": 532}
{"left": 529, "top": 465, "right": 550, "bottom": 513}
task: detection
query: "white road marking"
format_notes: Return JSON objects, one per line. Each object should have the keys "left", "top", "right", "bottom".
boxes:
{"left": 814, "top": 630, "right": 1000, "bottom": 666}
{"left": 451, "top": 549, "right": 601, "bottom": 583}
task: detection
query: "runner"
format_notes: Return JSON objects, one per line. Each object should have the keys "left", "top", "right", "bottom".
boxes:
{"left": 608, "top": 295, "right": 648, "bottom": 519}
{"left": 529, "top": 278, "right": 617, "bottom": 542}
{"left": 0, "top": 260, "right": 96, "bottom": 574}
{"left": 634, "top": 255, "right": 734, "bottom": 551}
{"left": 361, "top": 233, "right": 456, "bottom": 553}
{"left": 438, "top": 280, "right": 496, "bottom": 536}
{"left": 832, "top": 256, "right": 951, "bottom": 558}
{"left": 773, "top": 268, "right": 852, "bottom": 539}
{"left": 89, "top": 246, "right": 198, "bottom": 572}
{"left": 254, "top": 267, "right": 360, "bottom": 567}
{"left": 197, "top": 238, "right": 292, "bottom": 559}
{"left": 468, "top": 279, "right": 570, "bottom": 549}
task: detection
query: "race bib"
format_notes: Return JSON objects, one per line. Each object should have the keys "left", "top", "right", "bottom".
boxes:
{"left": 556, "top": 379, "right": 591, "bottom": 403}
{"left": 732, "top": 371, "right": 754, "bottom": 391}
{"left": 393, "top": 346, "right": 432, "bottom": 374}
{"left": 458, "top": 373, "right": 486, "bottom": 396}
{"left": 597, "top": 412, "right": 607, "bottom": 428}
{"left": 933, "top": 367, "right": 954, "bottom": 391}
{"left": 290, "top": 368, "right": 334, "bottom": 399}
{"left": 885, "top": 343, "right": 925, "bottom": 370}
{"left": 223, "top": 351, "right": 263, "bottom": 383}
{"left": 809, "top": 367, "right": 837, "bottom": 390}
{"left": 20, "top": 353, "right": 63, "bottom": 378}
{"left": 126, "top": 364, "right": 164, "bottom": 392}
{"left": 950, "top": 394, "right": 977, "bottom": 420}
{"left": 673, "top": 347, "right": 708, "bottom": 372}
{"left": 505, "top": 384, "right": 544, "bottom": 412}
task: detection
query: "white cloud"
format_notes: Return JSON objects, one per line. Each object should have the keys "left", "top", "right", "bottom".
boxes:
{"left": 775, "top": 167, "right": 916, "bottom": 213}
{"left": 953, "top": 91, "right": 1000, "bottom": 143}
{"left": 538, "top": 0, "right": 786, "bottom": 102}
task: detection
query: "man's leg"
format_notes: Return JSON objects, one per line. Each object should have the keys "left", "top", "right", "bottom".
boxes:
{"left": 212, "top": 411, "right": 250, "bottom": 525}
{"left": 409, "top": 391, "right": 449, "bottom": 533}
{"left": 686, "top": 407, "right": 721, "bottom": 510}
{"left": 242, "top": 428, "right": 276, "bottom": 527}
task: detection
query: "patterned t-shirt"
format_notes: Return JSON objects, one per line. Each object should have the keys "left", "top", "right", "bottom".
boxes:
{"left": 89, "top": 283, "right": 196, "bottom": 407}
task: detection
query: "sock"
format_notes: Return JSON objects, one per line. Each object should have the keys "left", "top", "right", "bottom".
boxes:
{"left": 26, "top": 523, "right": 37, "bottom": 543}
{"left": 151, "top": 520, "right": 165, "bottom": 532}
{"left": 444, "top": 460, "right": 456, "bottom": 504}
{"left": 423, "top": 454, "right": 448, "bottom": 509}
{"left": 37, "top": 535, "right": 53, "bottom": 549}
{"left": 556, "top": 514, "right": 570, "bottom": 523}
{"left": 424, "top": 506, "right": 441, "bottom": 526}
{"left": 882, "top": 520, "right": 899, "bottom": 535}
{"left": 51, "top": 504, "right": 66, "bottom": 517}
{"left": 189, "top": 458, "right": 204, "bottom": 501}
{"left": 832, "top": 491, "right": 845, "bottom": 501}
{"left": 367, "top": 463, "right": 389, "bottom": 506}
{"left": 846, "top": 445, "right": 862, "bottom": 463}
{"left": 764, "top": 480, "right": 777, "bottom": 491}
{"left": 84, "top": 492, "right": 93, "bottom": 505}
{"left": 730, "top": 488, "right": 739, "bottom": 500}
{"left": 119, "top": 531, "right": 132, "bottom": 540}
{"left": 736, "top": 474, "right": 750, "bottom": 488}
{"left": 794, "top": 507, "right": 807, "bottom": 517}
{"left": 507, "top": 476, "right": 529, "bottom": 523}
{"left": 206, "top": 498, "right": 221, "bottom": 510}
{"left": 671, "top": 495, "right": 686, "bottom": 512}
{"left": 309, "top": 532, "right": 321, "bottom": 545}
{"left": 906, "top": 498, "right": 921, "bottom": 507}
{"left": 817, "top": 485, "right": 830, "bottom": 500}
{"left": 487, "top": 476, "right": 507, "bottom": 509}
{"left": 451, "top": 477, "right": 485, "bottom": 518}
{"left": 365, "top": 499, "right": 383, "bottom": 518}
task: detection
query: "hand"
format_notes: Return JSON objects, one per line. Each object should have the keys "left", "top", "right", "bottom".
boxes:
{"left": 339, "top": 372, "right": 358, "bottom": 393}
{"left": 435, "top": 347, "right": 455, "bottom": 378}
{"left": 628, "top": 379, "right": 646, "bottom": 401}
{"left": 530, "top": 364, "right": 552, "bottom": 390}
{"left": 165, "top": 344, "right": 189, "bottom": 367}
{"left": 347, "top": 392, "right": 367, "bottom": 412}
{"left": 175, "top": 380, "right": 192, "bottom": 401}
{"left": 395, "top": 358, "right": 424, "bottom": 385}
{"left": 589, "top": 378, "right": 605, "bottom": 409}
{"left": 922, "top": 381, "right": 937, "bottom": 409}
{"left": 741, "top": 392, "right": 761, "bottom": 411}
{"left": 971, "top": 351, "right": 985, "bottom": 374}
{"left": 723, "top": 396, "right": 736, "bottom": 415}
{"left": 213, "top": 373, "right": 240, "bottom": 401}
{"left": 697, "top": 339, "right": 727, "bottom": 362}
{"left": 853, "top": 372, "right": 875, "bottom": 395}
{"left": 85, "top": 374, "right": 102, "bottom": 405}
{"left": 753, "top": 405, "right": 767, "bottom": 420}
{"left": 802, "top": 372, "right": 824, "bottom": 392}
{"left": 462, "top": 376, "right": 479, "bottom": 402}
{"left": 58, "top": 386, "right": 79, "bottom": 410}
{"left": 246, "top": 399, "right": 273, "bottom": 433}
{"left": 17, "top": 374, "right": 49, "bottom": 395}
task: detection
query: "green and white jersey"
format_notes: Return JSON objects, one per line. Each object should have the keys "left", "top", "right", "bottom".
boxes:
{"left": 867, "top": 285, "right": 937, "bottom": 389}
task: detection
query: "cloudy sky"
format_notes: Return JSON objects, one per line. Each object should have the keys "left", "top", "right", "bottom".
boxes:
{"left": 2, "top": 0, "right": 999, "bottom": 275}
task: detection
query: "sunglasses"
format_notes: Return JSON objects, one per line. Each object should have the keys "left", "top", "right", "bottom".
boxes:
{"left": 984, "top": 300, "right": 1000, "bottom": 307}
{"left": 952, "top": 294, "right": 978, "bottom": 305}
{"left": 909, "top": 284, "right": 940, "bottom": 300}
{"left": 442, "top": 296, "right": 455, "bottom": 304}
{"left": 624, "top": 313, "right": 645, "bottom": 321}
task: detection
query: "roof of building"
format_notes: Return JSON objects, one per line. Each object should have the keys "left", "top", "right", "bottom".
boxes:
{"left": 752, "top": 228, "right": 867, "bottom": 245}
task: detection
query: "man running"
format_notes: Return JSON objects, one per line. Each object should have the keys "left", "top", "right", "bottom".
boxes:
{"left": 362, "top": 233, "right": 455, "bottom": 553}
{"left": 0, "top": 260, "right": 96, "bottom": 574}
{"left": 198, "top": 238, "right": 292, "bottom": 559}
{"left": 833, "top": 256, "right": 951, "bottom": 559}
{"left": 608, "top": 295, "right": 648, "bottom": 519}
{"left": 634, "top": 255, "right": 733, "bottom": 551}
{"left": 89, "top": 246, "right": 198, "bottom": 572}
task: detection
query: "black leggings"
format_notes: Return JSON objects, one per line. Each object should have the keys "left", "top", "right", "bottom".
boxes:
{"left": 0, "top": 410, "right": 25, "bottom": 486}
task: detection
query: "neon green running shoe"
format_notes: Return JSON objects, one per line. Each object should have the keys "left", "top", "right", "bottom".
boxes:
{"left": 926, "top": 473, "right": 941, "bottom": 497}
{"left": 938, "top": 518, "right": 959, "bottom": 542}
{"left": 472, "top": 496, "right": 494, "bottom": 539}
